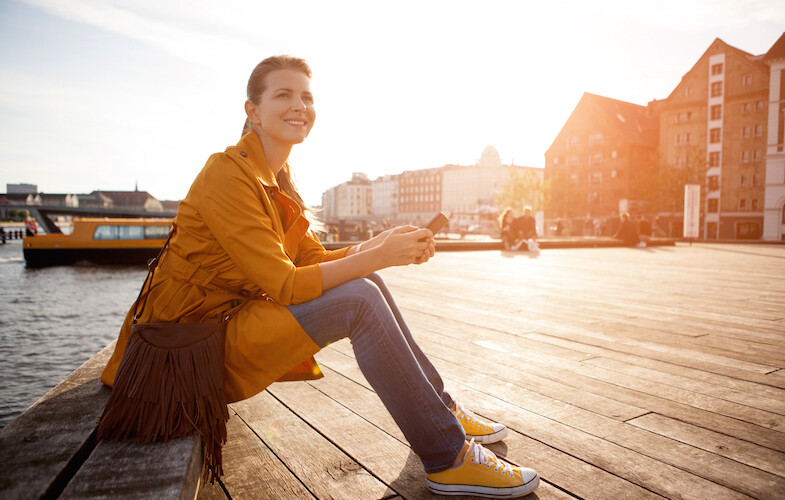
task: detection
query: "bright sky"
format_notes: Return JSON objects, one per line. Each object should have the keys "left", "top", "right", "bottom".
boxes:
{"left": 1, "top": 1, "right": 783, "bottom": 206}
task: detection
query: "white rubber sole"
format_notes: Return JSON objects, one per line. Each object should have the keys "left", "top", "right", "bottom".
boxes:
{"left": 469, "top": 426, "right": 509, "bottom": 444}
{"left": 427, "top": 473, "right": 540, "bottom": 498}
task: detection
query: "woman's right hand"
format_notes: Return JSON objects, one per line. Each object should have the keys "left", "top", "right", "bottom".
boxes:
{"left": 374, "top": 225, "right": 431, "bottom": 267}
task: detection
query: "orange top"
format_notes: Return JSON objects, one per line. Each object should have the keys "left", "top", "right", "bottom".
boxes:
{"left": 101, "top": 132, "right": 350, "bottom": 403}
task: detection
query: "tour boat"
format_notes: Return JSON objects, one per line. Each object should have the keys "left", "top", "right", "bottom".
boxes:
{"left": 23, "top": 218, "right": 172, "bottom": 267}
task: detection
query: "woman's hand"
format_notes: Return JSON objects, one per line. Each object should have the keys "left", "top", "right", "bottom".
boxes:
{"left": 374, "top": 225, "right": 432, "bottom": 267}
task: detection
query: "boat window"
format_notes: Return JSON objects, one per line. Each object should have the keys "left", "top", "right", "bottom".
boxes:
{"left": 93, "top": 225, "right": 119, "bottom": 240}
{"left": 144, "top": 225, "right": 171, "bottom": 239}
{"left": 119, "top": 226, "right": 145, "bottom": 240}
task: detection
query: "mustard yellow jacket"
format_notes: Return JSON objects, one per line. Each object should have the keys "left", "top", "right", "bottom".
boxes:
{"left": 101, "top": 131, "right": 350, "bottom": 403}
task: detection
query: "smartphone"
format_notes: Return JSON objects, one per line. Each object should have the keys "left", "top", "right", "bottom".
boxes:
{"left": 420, "top": 212, "right": 449, "bottom": 241}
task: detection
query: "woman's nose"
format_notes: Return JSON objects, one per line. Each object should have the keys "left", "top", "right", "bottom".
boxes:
{"left": 291, "top": 98, "right": 306, "bottom": 111}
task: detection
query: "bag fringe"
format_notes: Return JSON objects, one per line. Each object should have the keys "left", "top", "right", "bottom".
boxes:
{"left": 97, "top": 328, "right": 229, "bottom": 483}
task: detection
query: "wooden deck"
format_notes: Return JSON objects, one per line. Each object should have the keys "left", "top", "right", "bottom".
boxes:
{"left": 199, "top": 243, "right": 785, "bottom": 500}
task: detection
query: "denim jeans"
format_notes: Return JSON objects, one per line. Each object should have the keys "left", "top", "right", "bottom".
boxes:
{"left": 286, "top": 272, "right": 465, "bottom": 473}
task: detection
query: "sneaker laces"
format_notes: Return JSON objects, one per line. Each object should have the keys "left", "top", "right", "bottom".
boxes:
{"left": 454, "top": 402, "right": 489, "bottom": 429}
{"left": 469, "top": 440, "right": 515, "bottom": 478}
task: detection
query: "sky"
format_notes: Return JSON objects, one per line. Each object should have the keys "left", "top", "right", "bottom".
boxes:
{"left": 1, "top": 1, "right": 783, "bottom": 206}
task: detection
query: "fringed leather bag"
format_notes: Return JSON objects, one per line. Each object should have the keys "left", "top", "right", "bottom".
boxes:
{"left": 97, "top": 228, "right": 239, "bottom": 483}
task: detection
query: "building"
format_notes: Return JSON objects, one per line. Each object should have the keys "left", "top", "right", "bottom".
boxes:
{"left": 442, "top": 146, "right": 541, "bottom": 233}
{"left": 397, "top": 167, "right": 442, "bottom": 225}
{"left": 544, "top": 93, "right": 659, "bottom": 224}
{"left": 6, "top": 183, "right": 37, "bottom": 194}
{"left": 93, "top": 190, "right": 164, "bottom": 212}
{"left": 320, "top": 173, "right": 372, "bottom": 220}
{"left": 77, "top": 192, "right": 114, "bottom": 209}
{"left": 763, "top": 33, "right": 785, "bottom": 241}
{"left": 370, "top": 174, "right": 398, "bottom": 223}
{"left": 658, "top": 38, "right": 769, "bottom": 239}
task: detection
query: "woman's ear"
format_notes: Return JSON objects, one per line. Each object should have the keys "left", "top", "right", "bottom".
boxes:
{"left": 244, "top": 100, "right": 257, "bottom": 124}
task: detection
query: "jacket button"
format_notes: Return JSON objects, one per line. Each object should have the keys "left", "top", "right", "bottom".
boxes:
{"left": 240, "top": 151, "right": 247, "bottom": 157}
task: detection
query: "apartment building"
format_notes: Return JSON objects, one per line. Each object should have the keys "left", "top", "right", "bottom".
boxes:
{"left": 659, "top": 38, "right": 769, "bottom": 239}
{"left": 544, "top": 93, "right": 659, "bottom": 221}
{"left": 320, "top": 172, "right": 372, "bottom": 220}
{"left": 763, "top": 33, "right": 785, "bottom": 240}
{"left": 397, "top": 168, "right": 442, "bottom": 225}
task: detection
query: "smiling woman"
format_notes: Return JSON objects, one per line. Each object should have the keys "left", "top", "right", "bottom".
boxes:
{"left": 98, "top": 54, "right": 538, "bottom": 497}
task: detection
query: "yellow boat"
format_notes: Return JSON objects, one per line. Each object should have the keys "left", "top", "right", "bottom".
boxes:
{"left": 23, "top": 218, "right": 172, "bottom": 267}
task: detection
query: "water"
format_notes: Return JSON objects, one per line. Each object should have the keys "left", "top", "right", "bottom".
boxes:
{"left": 0, "top": 239, "right": 148, "bottom": 429}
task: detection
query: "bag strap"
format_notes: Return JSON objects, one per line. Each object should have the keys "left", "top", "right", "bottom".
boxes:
{"left": 132, "top": 225, "right": 175, "bottom": 324}
{"left": 131, "top": 224, "right": 256, "bottom": 325}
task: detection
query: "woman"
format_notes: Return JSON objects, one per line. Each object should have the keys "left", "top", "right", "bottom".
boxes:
{"left": 499, "top": 208, "right": 516, "bottom": 250}
{"left": 101, "top": 55, "right": 538, "bottom": 498}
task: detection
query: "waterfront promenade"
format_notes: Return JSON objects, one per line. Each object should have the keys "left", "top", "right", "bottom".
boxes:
{"left": 2, "top": 243, "right": 784, "bottom": 499}
{"left": 197, "top": 243, "right": 785, "bottom": 499}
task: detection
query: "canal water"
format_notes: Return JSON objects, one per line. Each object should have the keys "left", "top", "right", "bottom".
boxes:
{"left": 0, "top": 238, "right": 147, "bottom": 429}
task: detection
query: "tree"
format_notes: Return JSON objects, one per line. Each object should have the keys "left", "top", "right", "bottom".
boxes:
{"left": 631, "top": 146, "right": 706, "bottom": 215}
{"left": 495, "top": 169, "right": 550, "bottom": 215}
{"left": 543, "top": 168, "right": 580, "bottom": 219}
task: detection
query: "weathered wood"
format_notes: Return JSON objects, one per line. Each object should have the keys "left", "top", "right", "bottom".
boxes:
{"left": 0, "top": 344, "right": 114, "bottom": 499}
{"left": 60, "top": 437, "right": 202, "bottom": 499}
{"left": 201, "top": 411, "right": 314, "bottom": 500}
{"left": 231, "top": 390, "right": 391, "bottom": 499}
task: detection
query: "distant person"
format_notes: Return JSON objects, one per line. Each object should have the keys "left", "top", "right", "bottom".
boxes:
{"left": 614, "top": 213, "right": 646, "bottom": 248}
{"left": 24, "top": 218, "right": 37, "bottom": 237}
{"left": 499, "top": 208, "right": 516, "bottom": 250}
{"left": 100, "top": 55, "right": 538, "bottom": 498}
{"left": 0, "top": 227, "right": 5, "bottom": 244}
{"left": 554, "top": 218, "right": 563, "bottom": 236}
{"left": 637, "top": 216, "right": 652, "bottom": 241}
{"left": 511, "top": 206, "right": 538, "bottom": 252}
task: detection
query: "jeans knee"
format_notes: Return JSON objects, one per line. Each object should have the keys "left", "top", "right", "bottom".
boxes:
{"left": 341, "top": 278, "right": 384, "bottom": 308}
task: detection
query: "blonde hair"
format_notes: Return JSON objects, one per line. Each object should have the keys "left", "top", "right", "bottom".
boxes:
{"left": 499, "top": 208, "right": 514, "bottom": 227}
{"left": 242, "top": 55, "right": 313, "bottom": 214}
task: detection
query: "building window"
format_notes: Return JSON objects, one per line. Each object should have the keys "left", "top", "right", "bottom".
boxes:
{"left": 742, "top": 74, "right": 752, "bottom": 86}
{"left": 752, "top": 174, "right": 760, "bottom": 187}
{"left": 685, "top": 133, "right": 691, "bottom": 145}
{"left": 756, "top": 101, "right": 764, "bottom": 111}
{"left": 710, "top": 105, "right": 722, "bottom": 120}
{"left": 709, "top": 152, "right": 720, "bottom": 167}
{"left": 589, "top": 152, "right": 603, "bottom": 165}
{"left": 752, "top": 199, "right": 758, "bottom": 211}
{"left": 742, "top": 126, "right": 750, "bottom": 138}
{"left": 674, "top": 134, "right": 681, "bottom": 146}
{"left": 589, "top": 192, "right": 600, "bottom": 204}
{"left": 710, "top": 128, "right": 721, "bottom": 143}
{"left": 754, "top": 124, "right": 762, "bottom": 137}
{"left": 741, "top": 150, "right": 749, "bottom": 163}
{"left": 589, "top": 132, "right": 604, "bottom": 146}
{"left": 570, "top": 174, "right": 578, "bottom": 186}
{"left": 611, "top": 170, "right": 618, "bottom": 178}
{"left": 685, "top": 87, "right": 693, "bottom": 97}
{"left": 743, "top": 102, "right": 752, "bottom": 113}
{"left": 739, "top": 199, "right": 746, "bottom": 211}
{"left": 753, "top": 149, "right": 761, "bottom": 161}
{"left": 708, "top": 198, "right": 719, "bottom": 213}
{"left": 568, "top": 155, "right": 578, "bottom": 167}
{"left": 567, "top": 136, "right": 579, "bottom": 149}
{"left": 590, "top": 172, "right": 602, "bottom": 185}
{"left": 711, "top": 81, "right": 723, "bottom": 97}
{"left": 711, "top": 63, "right": 723, "bottom": 75}
{"left": 708, "top": 175, "right": 719, "bottom": 191}
{"left": 611, "top": 150, "right": 617, "bottom": 159}
{"left": 553, "top": 157, "right": 559, "bottom": 165}
{"left": 740, "top": 175, "right": 746, "bottom": 187}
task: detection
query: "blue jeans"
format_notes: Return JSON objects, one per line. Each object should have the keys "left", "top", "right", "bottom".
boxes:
{"left": 286, "top": 272, "right": 465, "bottom": 473}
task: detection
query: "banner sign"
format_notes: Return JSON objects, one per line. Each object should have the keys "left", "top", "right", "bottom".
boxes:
{"left": 683, "top": 184, "right": 701, "bottom": 239}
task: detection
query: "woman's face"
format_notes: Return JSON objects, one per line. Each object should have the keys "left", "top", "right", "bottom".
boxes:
{"left": 247, "top": 69, "right": 315, "bottom": 146}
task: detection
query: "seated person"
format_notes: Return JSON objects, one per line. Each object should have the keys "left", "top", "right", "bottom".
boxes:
{"left": 511, "top": 207, "right": 538, "bottom": 251}
{"left": 499, "top": 209, "right": 516, "bottom": 250}
{"left": 614, "top": 213, "right": 645, "bottom": 248}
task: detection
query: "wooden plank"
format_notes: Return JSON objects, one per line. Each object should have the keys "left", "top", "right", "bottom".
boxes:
{"left": 309, "top": 354, "right": 662, "bottom": 500}
{"left": 628, "top": 413, "right": 785, "bottom": 478}
{"left": 231, "top": 390, "right": 391, "bottom": 499}
{"left": 0, "top": 344, "right": 115, "bottom": 499}
{"left": 203, "top": 411, "right": 314, "bottom": 500}
{"left": 60, "top": 436, "right": 202, "bottom": 500}
{"left": 324, "top": 341, "right": 782, "bottom": 499}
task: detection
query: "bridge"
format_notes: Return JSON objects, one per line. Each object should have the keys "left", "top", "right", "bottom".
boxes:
{"left": 0, "top": 204, "right": 176, "bottom": 233}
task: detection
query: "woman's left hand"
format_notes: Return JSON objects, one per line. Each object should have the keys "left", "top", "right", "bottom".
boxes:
{"left": 414, "top": 236, "right": 436, "bottom": 264}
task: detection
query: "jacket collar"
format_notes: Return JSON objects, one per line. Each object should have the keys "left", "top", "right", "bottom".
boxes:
{"left": 229, "top": 131, "right": 280, "bottom": 189}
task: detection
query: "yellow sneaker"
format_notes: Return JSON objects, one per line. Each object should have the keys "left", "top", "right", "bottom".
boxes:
{"left": 452, "top": 402, "right": 508, "bottom": 444}
{"left": 426, "top": 439, "right": 539, "bottom": 498}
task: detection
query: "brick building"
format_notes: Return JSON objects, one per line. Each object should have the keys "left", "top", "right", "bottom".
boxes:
{"left": 544, "top": 93, "right": 658, "bottom": 223}
{"left": 658, "top": 38, "right": 769, "bottom": 239}
{"left": 763, "top": 33, "right": 785, "bottom": 240}
{"left": 397, "top": 168, "right": 442, "bottom": 225}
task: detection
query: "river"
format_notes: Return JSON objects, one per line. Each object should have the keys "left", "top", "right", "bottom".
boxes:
{"left": 0, "top": 238, "right": 147, "bottom": 429}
